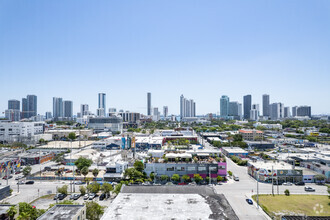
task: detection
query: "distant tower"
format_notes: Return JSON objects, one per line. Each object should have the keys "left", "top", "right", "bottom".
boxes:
{"left": 98, "top": 93, "right": 106, "bottom": 117}
{"left": 163, "top": 106, "right": 168, "bottom": 118}
{"left": 147, "top": 92, "right": 151, "bottom": 116}
{"left": 220, "top": 95, "right": 230, "bottom": 118}
{"left": 243, "top": 95, "right": 252, "bottom": 120}
{"left": 63, "top": 100, "right": 73, "bottom": 118}
{"left": 53, "top": 97, "right": 63, "bottom": 120}
{"left": 262, "top": 94, "right": 270, "bottom": 117}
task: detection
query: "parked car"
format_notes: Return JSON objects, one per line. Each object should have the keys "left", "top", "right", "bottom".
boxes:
{"left": 246, "top": 199, "right": 253, "bottom": 205}
{"left": 17, "top": 181, "right": 25, "bottom": 185}
{"left": 273, "top": 182, "right": 282, "bottom": 185}
{"left": 15, "top": 176, "right": 23, "bottom": 180}
{"left": 25, "top": 181, "right": 34, "bottom": 185}
{"left": 88, "top": 193, "right": 96, "bottom": 200}
{"left": 74, "top": 181, "right": 85, "bottom": 185}
{"left": 283, "top": 182, "right": 292, "bottom": 186}
{"left": 54, "top": 194, "right": 60, "bottom": 200}
{"left": 99, "top": 193, "right": 106, "bottom": 201}
{"left": 295, "top": 181, "right": 305, "bottom": 186}
{"left": 58, "top": 194, "right": 67, "bottom": 200}
{"left": 178, "top": 182, "right": 187, "bottom": 185}
{"left": 83, "top": 194, "right": 89, "bottom": 200}
{"left": 305, "top": 186, "right": 315, "bottom": 192}
{"left": 15, "top": 171, "right": 21, "bottom": 174}
{"left": 73, "top": 194, "right": 81, "bottom": 200}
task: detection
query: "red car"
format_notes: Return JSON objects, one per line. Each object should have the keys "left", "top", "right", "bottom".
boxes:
{"left": 178, "top": 182, "right": 187, "bottom": 185}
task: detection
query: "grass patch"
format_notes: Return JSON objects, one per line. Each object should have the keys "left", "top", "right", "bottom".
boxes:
{"left": 30, "top": 194, "right": 55, "bottom": 204}
{"left": 252, "top": 194, "right": 330, "bottom": 219}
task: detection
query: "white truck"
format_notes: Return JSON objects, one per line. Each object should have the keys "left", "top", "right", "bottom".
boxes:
{"left": 233, "top": 174, "right": 239, "bottom": 181}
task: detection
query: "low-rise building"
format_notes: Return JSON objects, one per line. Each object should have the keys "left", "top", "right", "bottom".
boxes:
{"left": 239, "top": 129, "right": 263, "bottom": 141}
{"left": 0, "top": 121, "right": 44, "bottom": 143}
{"left": 246, "top": 141, "right": 275, "bottom": 150}
{"left": 248, "top": 161, "right": 303, "bottom": 183}
{"left": 222, "top": 147, "right": 248, "bottom": 158}
{"left": 37, "top": 205, "right": 86, "bottom": 220}
{"left": 88, "top": 116, "right": 123, "bottom": 133}
{"left": 103, "top": 161, "right": 128, "bottom": 182}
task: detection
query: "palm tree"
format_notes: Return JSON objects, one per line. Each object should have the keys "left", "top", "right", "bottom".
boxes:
{"left": 81, "top": 167, "right": 89, "bottom": 182}
{"left": 92, "top": 168, "right": 99, "bottom": 181}
{"left": 7, "top": 206, "right": 17, "bottom": 220}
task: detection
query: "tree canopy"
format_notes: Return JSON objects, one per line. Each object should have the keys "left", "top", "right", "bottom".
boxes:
{"left": 74, "top": 157, "right": 93, "bottom": 171}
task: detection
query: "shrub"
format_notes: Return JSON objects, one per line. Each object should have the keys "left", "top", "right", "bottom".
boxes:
{"left": 284, "top": 189, "right": 290, "bottom": 196}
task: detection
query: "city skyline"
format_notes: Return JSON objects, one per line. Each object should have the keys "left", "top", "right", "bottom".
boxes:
{"left": 1, "top": 1, "right": 330, "bottom": 115}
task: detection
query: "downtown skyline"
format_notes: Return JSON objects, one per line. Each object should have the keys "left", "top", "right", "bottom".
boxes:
{"left": 1, "top": 1, "right": 329, "bottom": 115}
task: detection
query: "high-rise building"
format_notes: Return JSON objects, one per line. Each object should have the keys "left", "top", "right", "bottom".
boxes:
{"left": 279, "top": 103, "right": 284, "bottom": 119}
{"left": 63, "top": 101, "right": 73, "bottom": 118}
{"left": 147, "top": 92, "right": 151, "bottom": 116}
{"left": 53, "top": 97, "right": 63, "bottom": 120}
{"left": 180, "top": 95, "right": 196, "bottom": 118}
{"left": 45, "top": 112, "right": 52, "bottom": 119}
{"left": 269, "top": 103, "right": 280, "bottom": 120}
{"left": 108, "top": 108, "right": 117, "bottom": 116}
{"left": 81, "top": 104, "right": 89, "bottom": 116}
{"left": 8, "top": 100, "right": 20, "bottom": 110}
{"left": 22, "top": 98, "right": 28, "bottom": 119}
{"left": 98, "top": 93, "right": 106, "bottom": 117}
{"left": 250, "top": 109, "right": 259, "bottom": 121}
{"left": 220, "top": 95, "right": 230, "bottom": 118}
{"left": 180, "top": 95, "right": 185, "bottom": 118}
{"left": 21, "top": 95, "right": 37, "bottom": 119}
{"left": 297, "top": 106, "right": 311, "bottom": 118}
{"left": 229, "top": 101, "right": 242, "bottom": 119}
{"left": 243, "top": 95, "right": 252, "bottom": 120}
{"left": 262, "top": 94, "right": 270, "bottom": 117}
{"left": 163, "top": 106, "right": 168, "bottom": 118}
{"left": 292, "top": 106, "right": 298, "bottom": 117}
{"left": 153, "top": 107, "right": 160, "bottom": 121}
{"left": 6, "top": 99, "right": 21, "bottom": 121}
{"left": 27, "top": 95, "right": 37, "bottom": 118}
{"left": 284, "top": 107, "right": 291, "bottom": 118}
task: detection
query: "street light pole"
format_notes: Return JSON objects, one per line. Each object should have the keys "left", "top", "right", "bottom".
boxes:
{"left": 257, "top": 171, "right": 259, "bottom": 209}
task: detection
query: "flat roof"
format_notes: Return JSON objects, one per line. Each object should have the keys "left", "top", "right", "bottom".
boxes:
{"left": 0, "top": 205, "right": 13, "bottom": 216}
{"left": 249, "top": 161, "right": 296, "bottom": 170}
{"left": 101, "top": 186, "right": 238, "bottom": 220}
{"left": 37, "top": 205, "right": 84, "bottom": 220}
{"left": 222, "top": 147, "right": 248, "bottom": 153}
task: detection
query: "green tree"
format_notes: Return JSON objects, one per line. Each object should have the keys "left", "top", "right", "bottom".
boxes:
{"left": 133, "top": 161, "right": 144, "bottom": 172}
{"left": 171, "top": 174, "right": 180, "bottom": 182}
{"left": 233, "top": 134, "right": 243, "bottom": 142}
{"left": 314, "top": 174, "right": 326, "bottom": 183}
{"left": 86, "top": 201, "right": 105, "bottom": 220}
{"left": 79, "top": 186, "right": 86, "bottom": 195}
{"left": 57, "top": 185, "right": 68, "bottom": 195}
{"left": 92, "top": 168, "right": 99, "bottom": 179}
{"left": 284, "top": 189, "right": 290, "bottom": 196}
{"left": 149, "top": 172, "right": 155, "bottom": 181}
{"left": 100, "top": 182, "right": 113, "bottom": 196}
{"left": 68, "top": 132, "right": 76, "bottom": 141}
{"left": 182, "top": 175, "right": 190, "bottom": 183}
{"left": 123, "top": 168, "right": 144, "bottom": 182}
{"left": 217, "top": 176, "right": 224, "bottom": 182}
{"left": 160, "top": 175, "right": 169, "bottom": 182}
{"left": 18, "top": 202, "right": 39, "bottom": 220}
{"left": 113, "top": 183, "right": 123, "bottom": 194}
{"left": 228, "top": 171, "right": 233, "bottom": 176}
{"left": 22, "top": 166, "right": 32, "bottom": 177}
{"left": 74, "top": 157, "right": 93, "bottom": 171}
{"left": 81, "top": 166, "right": 89, "bottom": 181}
{"left": 87, "top": 182, "right": 100, "bottom": 194}
{"left": 7, "top": 206, "right": 17, "bottom": 220}
{"left": 193, "top": 174, "right": 203, "bottom": 184}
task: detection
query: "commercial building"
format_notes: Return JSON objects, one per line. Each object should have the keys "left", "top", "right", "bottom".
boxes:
{"left": 118, "top": 112, "right": 141, "bottom": 128}
{"left": 21, "top": 95, "right": 37, "bottom": 119}
{"left": 239, "top": 129, "right": 263, "bottom": 141}
{"left": 243, "top": 95, "right": 252, "bottom": 120}
{"left": 80, "top": 104, "right": 89, "bottom": 116}
{"left": 103, "top": 161, "right": 128, "bottom": 182}
{"left": 222, "top": 147, "right": 248, "bottom": 158}
{"left": 153, "top": 107, "right": 160, "bottom": 121}
{"left": 253, "top": 122, "right": 282, "bottom": 130}
{"left": 284, "top": 107, "right": 291, "bottom": 118}
{"left": 262, "top": 94, "right": 270, "bottom": 117}
{"left": 246, "top": 141, "right": 275, "bottom": 150}
{"left": 5, "top": 109, "right": 20, "bottom": 122}
{"left": 0, "top": 121, "right": 45, "bottom": 143}
{"left": 20, "top": 152, "right": 55, "bottom": 165}
{"left": 292, "top": 106, "right": 298, "bottom": 117}
{"left": 147, "top": 92, "right": 152, "bottom": 116}
{"left": 45, "top": 112, "right": 52, "bottom": 119}
{"left": 220, "top": 95, "right": 229, "bottom": 118}
{"left": 37, "top": 205, "right": 86, "bottom": 220}
{"left": 63, "top": 100, "right": 73, "bottom": 119}
{"left": 269, "top": 103, "right": 283, "bottom": 120}
{"left": 297, "top": 106, "right": 311, "bottom": 118}
{"left": 53, "top": 97, "right": 63, "bottom": 120}
{"left": 8, "top": 99, "right": 20, "bottom": 111}
{"left": 248, "top": 161, "right": 303, "bottom": 183}
{"left": 98, "top": 93, "right": 106, "bottom": 117}
{"left": 88, "top": 116, "right": 123, "bottom": 133}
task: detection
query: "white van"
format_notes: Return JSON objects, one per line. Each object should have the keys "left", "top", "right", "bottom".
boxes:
{"left": 233, "top": 174, "right": 239, "bottom": 181}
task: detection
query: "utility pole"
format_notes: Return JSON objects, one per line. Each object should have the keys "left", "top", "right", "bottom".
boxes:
{"left": 272, "top": 165, "right": 274, "bottom": 196}
{"left": 257, "top": 171, "right": 259, "bottom": 209}
{"left": 6, "top": 166, "right": 8, "bottom": 185}
{"left": 209, "top": 168, "right": 211, "bottom": 185}
{"left": 72, "top": 139, "right": 75, "bottom": 193}
{"left": 70, "top": 140, "right": 72, "bottom": 193}
{"left": 39, "top": 148, "right": 42, "bottom": 183}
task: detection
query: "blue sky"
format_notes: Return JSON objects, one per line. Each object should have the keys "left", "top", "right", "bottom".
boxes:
{"left": 0, "top": 0, "right": 329, "bottom": 116}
